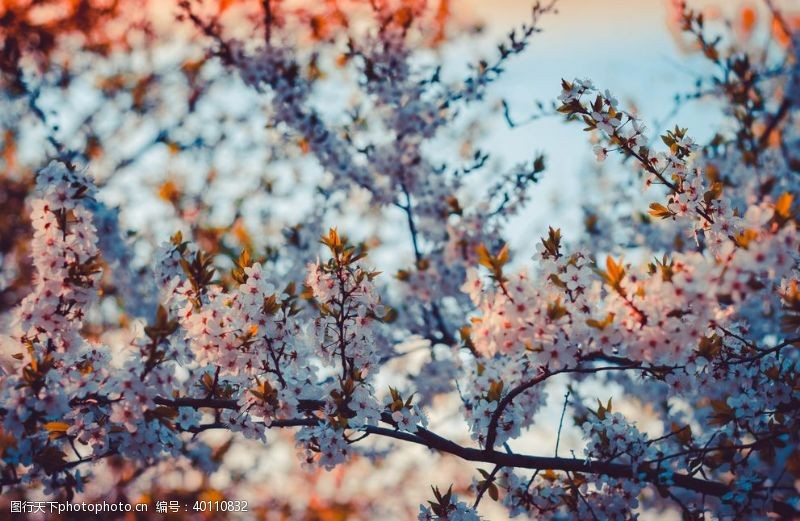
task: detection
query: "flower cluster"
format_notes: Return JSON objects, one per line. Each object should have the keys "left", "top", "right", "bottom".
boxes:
{"left": 2, "top": 161, "right": 211, "bottom": 494}
{"left": 14, "top": 161, "right": 100, "bottom": 350}
{"left": 463, "top": 237, "right": 592, "bottom": 368}
{"left": 418, "top": 485, "right": 480, "bottom": 521}
{"left": 500, "top": 469, "right": 643, "bottom": 521}
{"left": 460, "top": 354, "right": 548, "bottom": 447}
{"left": 295, "top": 229, "right": 390, "bottom": 465}
{"left": 385, "top": 387, "right": 428, "bottom": 432}
{"left": 582, "top": 404, "right": 653, "bottom": 469}
{"left": 558, "top": 78, "right": 744, "bottom": 251}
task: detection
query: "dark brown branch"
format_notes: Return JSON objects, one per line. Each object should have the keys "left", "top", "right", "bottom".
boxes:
{"left": 757, "top": 96, "right": 792, "bottom": 150}
{"left": 483, "top": 362, "right": 663, "bottom": 451}
{"left": 4, "top": 399, "right": 795, "bottom": 517}
{"left": 262, "top": 0, "right": 273, "bottom": 45}
{"left": 178, "top": 411, "right": 744, "bottom": 508}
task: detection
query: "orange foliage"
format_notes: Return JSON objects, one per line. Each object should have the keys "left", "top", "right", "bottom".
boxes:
{"left": 432, "top": 0, "right": 450, "bottom": 45}
{"left": 739, "top": 5, "right": 757, "bottom": 37}
{"left": 772, "top": 13, "right": 800, "bottom": 47}
{"left": 158, "top": 180, "right": 181, "bottom": 205}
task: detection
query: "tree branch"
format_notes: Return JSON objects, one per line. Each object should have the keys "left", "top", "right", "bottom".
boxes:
{"left": 146, "top": 395, "right": 799, "bottom": 517}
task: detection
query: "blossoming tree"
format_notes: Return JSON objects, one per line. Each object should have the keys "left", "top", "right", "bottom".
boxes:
{"left": 1, "top": 0, "right": 799, "bottom": 519}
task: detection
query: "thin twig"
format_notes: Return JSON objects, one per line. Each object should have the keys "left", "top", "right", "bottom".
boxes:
{"left": 554, "top": 389, "right": 570, "bottom": 457}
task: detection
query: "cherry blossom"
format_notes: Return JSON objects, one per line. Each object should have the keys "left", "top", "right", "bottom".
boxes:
{"left": 1, "top": 1, "right": 799, "bottom": 519}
